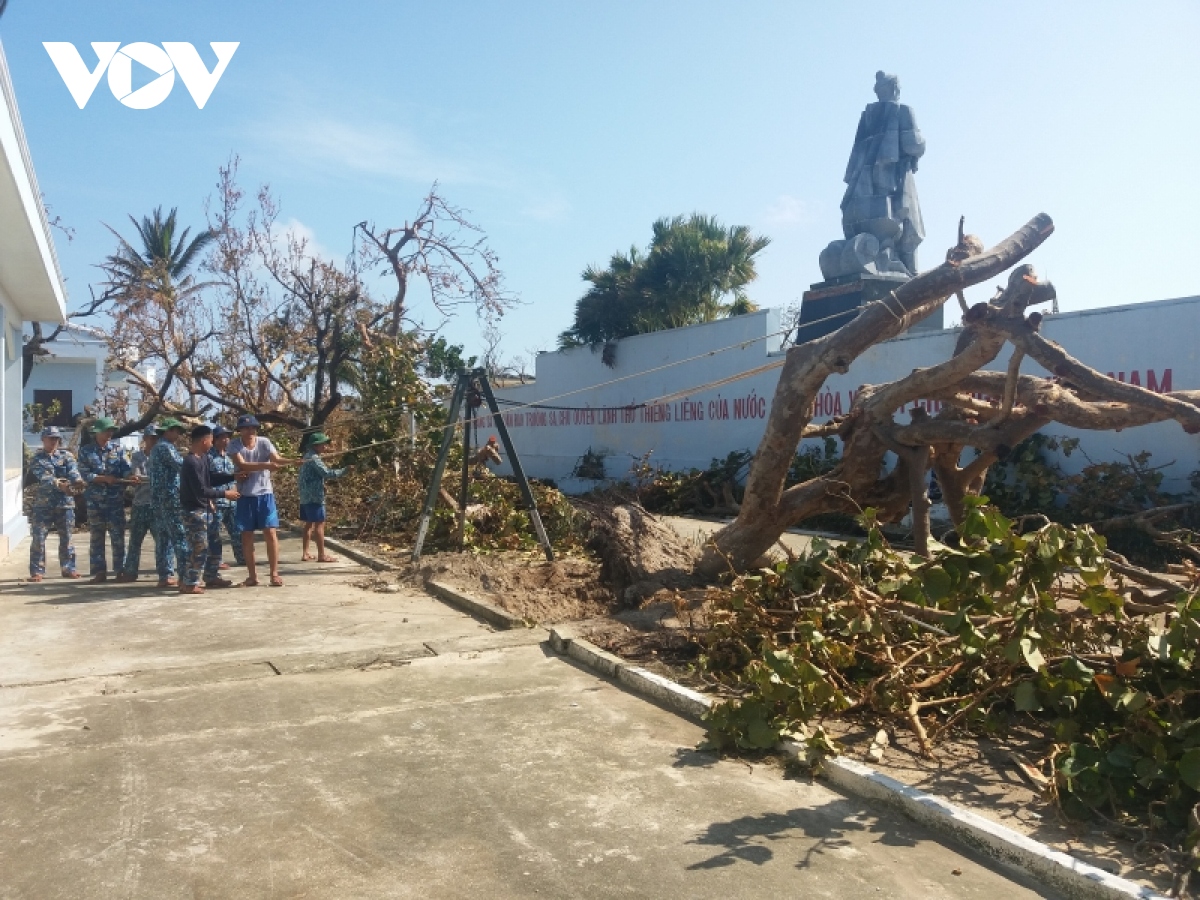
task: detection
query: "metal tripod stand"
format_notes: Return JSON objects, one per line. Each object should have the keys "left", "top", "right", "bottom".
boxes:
{"left": 411, "top": 368, "right": 554, "bottom": 563}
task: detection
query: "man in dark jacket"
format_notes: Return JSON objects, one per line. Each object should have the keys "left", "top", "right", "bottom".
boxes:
{"left": 179, "top": 425, "right": 239, "bottom": 595}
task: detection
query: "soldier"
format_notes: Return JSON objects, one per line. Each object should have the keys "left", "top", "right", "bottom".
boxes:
{"left": 148, "top": 418, "right": 189, "bottom": 588}
{"left": 179, "top": 425, "right": 240, "bottom": 594}
{"left": 78, "top": 416, "right": 132, "bottom": 583}
{"left": 207, "top": 425, "right": 244, "bottom": 567}
{"left": 27, "top": 426, "right": 86, "bottom": 582}
{"left": 116, "top": 425, "right": 168, "bottom": 583}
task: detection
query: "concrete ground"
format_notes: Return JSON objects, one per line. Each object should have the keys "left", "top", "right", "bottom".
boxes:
{"left": 0, "top": 532, "right": 1059, "bottom": 898}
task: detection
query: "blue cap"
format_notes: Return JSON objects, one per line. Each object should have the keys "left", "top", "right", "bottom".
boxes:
{"left": 236, "top": 415, "right": 260, "bottom": 430}
{"left": 142, "top": 424, "right": 158, "bottom": 437}
{"left": 212, "top": 425, "right": 231, "bottom": 439}
{"left": 40, "top": 426, "right": 63, "bottom": 439}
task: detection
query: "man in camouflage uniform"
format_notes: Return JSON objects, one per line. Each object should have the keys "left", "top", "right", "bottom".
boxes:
{"left": 27, "top": 426, "right": 86, "bottom": 582}
{"left": 207, "top": 425, "right": 244, "bottom": 566}
{"left": 117, "top": 425, "right": 169, "bottom": 582}
{"left": 78, "top": 416, "right": 132, "bottom": 583}
{"left": 148, "top": 418, "right": 188, "bottom": 588}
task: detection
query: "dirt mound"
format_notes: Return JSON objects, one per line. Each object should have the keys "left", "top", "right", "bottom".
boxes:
{"left": 407, "top": 552, "right": 616, "bottom": 624}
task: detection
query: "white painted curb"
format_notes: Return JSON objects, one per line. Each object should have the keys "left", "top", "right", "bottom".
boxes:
{"left": 281, "top": 524, "right": 397, "bottom": 572}
{"left": 548, "top": 626, "right": 1167, "bottom": 900}
{"left": 427, "top": 580, "right": 527, "bottom": 630}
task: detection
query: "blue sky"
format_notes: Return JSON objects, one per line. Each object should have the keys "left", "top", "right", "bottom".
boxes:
{"left": 4, "top": 1, "right": 1199, "bottom": 366}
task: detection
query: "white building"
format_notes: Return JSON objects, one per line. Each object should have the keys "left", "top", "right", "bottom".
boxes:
{"left": 0, "top": 42, "right": 70, "bottom": 555}
{"left": 23, "top": 322, "right": 107, "bottom": 435}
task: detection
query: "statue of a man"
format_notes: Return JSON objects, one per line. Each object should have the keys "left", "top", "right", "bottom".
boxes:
{"left": 838, "top": 71, "right": 926, "bottom": 276}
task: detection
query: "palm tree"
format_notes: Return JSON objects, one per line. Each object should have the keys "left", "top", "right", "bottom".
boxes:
{"left": 102, "top": 207, "right": 216, "bottom": 311}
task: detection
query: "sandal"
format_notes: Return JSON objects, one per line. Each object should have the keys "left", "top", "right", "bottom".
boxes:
{"left": 317, "top": 555, "right": 340, "bottom": 563}
{"left": 240, "top": 577, "right": 259, "bottom": 587}
{"left": 62, "top": 571, "right": 81, "bottom": 579}
{"left": 269, "top": 575, "right": 284, "bottom": 587}
{"left": 28, "top": 574, "right": 43, "bottom": 582}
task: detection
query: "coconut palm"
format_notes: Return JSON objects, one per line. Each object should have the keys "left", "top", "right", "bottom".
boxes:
{"left": 102, "top": 206, "right": 216, "bottom": 311}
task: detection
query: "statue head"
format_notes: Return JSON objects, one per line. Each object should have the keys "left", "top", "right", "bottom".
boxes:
{"left": 874, "top": 71, "right": 900, "bottom": 102}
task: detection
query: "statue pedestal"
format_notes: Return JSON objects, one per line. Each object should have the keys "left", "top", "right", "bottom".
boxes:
{"left": 796, "top": 273, "right": 942, "bottom": 342}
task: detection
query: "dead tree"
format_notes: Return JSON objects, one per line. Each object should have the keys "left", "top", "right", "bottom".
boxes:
{"left": 699, "top": 214, "right": 1200, "bottom": 574}
{"left": 356, "top": 184, "right": 516, "bottom": 335}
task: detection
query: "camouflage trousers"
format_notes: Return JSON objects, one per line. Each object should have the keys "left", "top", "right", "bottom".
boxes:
{"left": 216, "top": 504, "right": 244, "bottom": 566}
{"left": 122, "top": 504, "right": 172, "bottom": 578}
{"left": 182, "top": 509, "right": 222, "bottom": 587}
{"left": 29, "top": 505, "right": 76, "bottom": 577}
{"left": 86, "top": 499, "right": 126, "bottom": 575}
{"left": 153, "top": 505, "right": 188, "bottom": 581}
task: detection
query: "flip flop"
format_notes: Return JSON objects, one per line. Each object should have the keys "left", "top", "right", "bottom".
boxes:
{"left": 317, "top": 555, "right": 340, "bottom": 563}
{"left": 269, "top": 575, "right": 284, "bottom": 587}
{"left": 240, "top": 578, "right": 259, "bottom": 588}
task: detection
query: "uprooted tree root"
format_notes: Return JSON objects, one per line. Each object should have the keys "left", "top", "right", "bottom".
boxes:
{"left": 576, "top": 501, "right": 704, "bottom": 604}
{"left": 696, "top": 500, "right": 1200, "bottom": 885}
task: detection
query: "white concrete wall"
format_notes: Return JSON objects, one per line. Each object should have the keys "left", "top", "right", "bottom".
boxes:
{"left": 494, "top": 295, "right": 1200, "bottom": 494}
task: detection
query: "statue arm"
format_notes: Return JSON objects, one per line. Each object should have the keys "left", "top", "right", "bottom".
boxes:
{"left": 899, "top": 105, "right": 925, "bottom": 167}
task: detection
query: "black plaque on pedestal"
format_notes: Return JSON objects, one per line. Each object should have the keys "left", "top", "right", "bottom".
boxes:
{"left": 796, "top": 273, "right": 942, "bottom": 342}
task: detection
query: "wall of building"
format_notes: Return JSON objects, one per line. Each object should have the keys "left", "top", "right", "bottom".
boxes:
{"left": 493, "top": 295, "right": 1200, "bottom": 495}
{"left": 24, "top": 358, "right": 102, "bottom": 422}
{"left": 0, "top": 297, "right": 27, "bottom": 551}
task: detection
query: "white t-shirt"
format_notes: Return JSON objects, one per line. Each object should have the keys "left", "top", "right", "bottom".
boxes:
{"left": 229, "top": 436, "right": 276, "bottom": 496}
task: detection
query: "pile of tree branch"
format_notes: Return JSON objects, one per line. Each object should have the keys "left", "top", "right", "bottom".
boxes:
{"left": 698, "top": 502, "right": 1200, "bottom": 885}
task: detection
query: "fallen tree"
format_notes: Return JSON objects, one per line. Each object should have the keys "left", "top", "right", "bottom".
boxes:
{"left": 701, "top": 214, "right": 1200, "bottom": 574}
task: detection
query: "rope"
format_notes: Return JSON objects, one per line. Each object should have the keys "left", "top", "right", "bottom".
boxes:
{"left": 317, "top": 304, "right": 864, "bottom": 459}
{"left": 880, "top": 290, "right": 907, "bottom": 323}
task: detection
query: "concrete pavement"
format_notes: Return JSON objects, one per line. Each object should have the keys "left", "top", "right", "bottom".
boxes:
{"left": 0, "top": 534, "right": 1058, "bottom": 898}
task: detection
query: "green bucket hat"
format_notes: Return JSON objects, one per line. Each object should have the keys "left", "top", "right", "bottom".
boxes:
{"left": 158, "top": 417, "right": 186, "bottom": 432}
{"left": 308, "top": 433, "right": 331, "bottom": 446}
{"left": 90, "top": 416, "right": 118, "bottom": 433}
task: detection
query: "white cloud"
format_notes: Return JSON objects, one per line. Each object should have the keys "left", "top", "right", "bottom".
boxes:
{"left": 763, "top": 194, "right": 813, "bottom": 226}
{"left": 275, "top": 218, "right": 333, "bottom": 262}
{"left": 258, "top": 116, "right": 499, "bottom": 187}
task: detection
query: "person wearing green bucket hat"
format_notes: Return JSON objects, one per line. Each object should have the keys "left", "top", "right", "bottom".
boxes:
{"left": 78, "top": 416, "right": 132, "bottom": 582}
{"left": 298, "top": 432, "right": 347, "bottom": 563}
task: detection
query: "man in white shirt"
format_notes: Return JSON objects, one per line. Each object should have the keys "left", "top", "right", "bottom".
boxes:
{"left": 228, "top": 415, "right": 300, "bottom": 587}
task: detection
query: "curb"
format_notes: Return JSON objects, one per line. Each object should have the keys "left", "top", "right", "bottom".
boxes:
{"left": 282, "top": 525, "right": 397, "bottom": 572}
{"left": 426, "top": 580, "right": 527, "bottom": 630}
{"left": 547, "top": 626, "right": 1166, "bottom": 900}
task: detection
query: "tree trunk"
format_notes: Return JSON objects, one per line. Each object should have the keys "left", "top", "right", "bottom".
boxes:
{"left": 698, "top": 215, "right": 1055, "bottom": 575}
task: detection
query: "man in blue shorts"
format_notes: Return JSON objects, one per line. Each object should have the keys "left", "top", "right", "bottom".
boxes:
{"left": 229, "top": 415, "right": 300, "bottom": 587}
